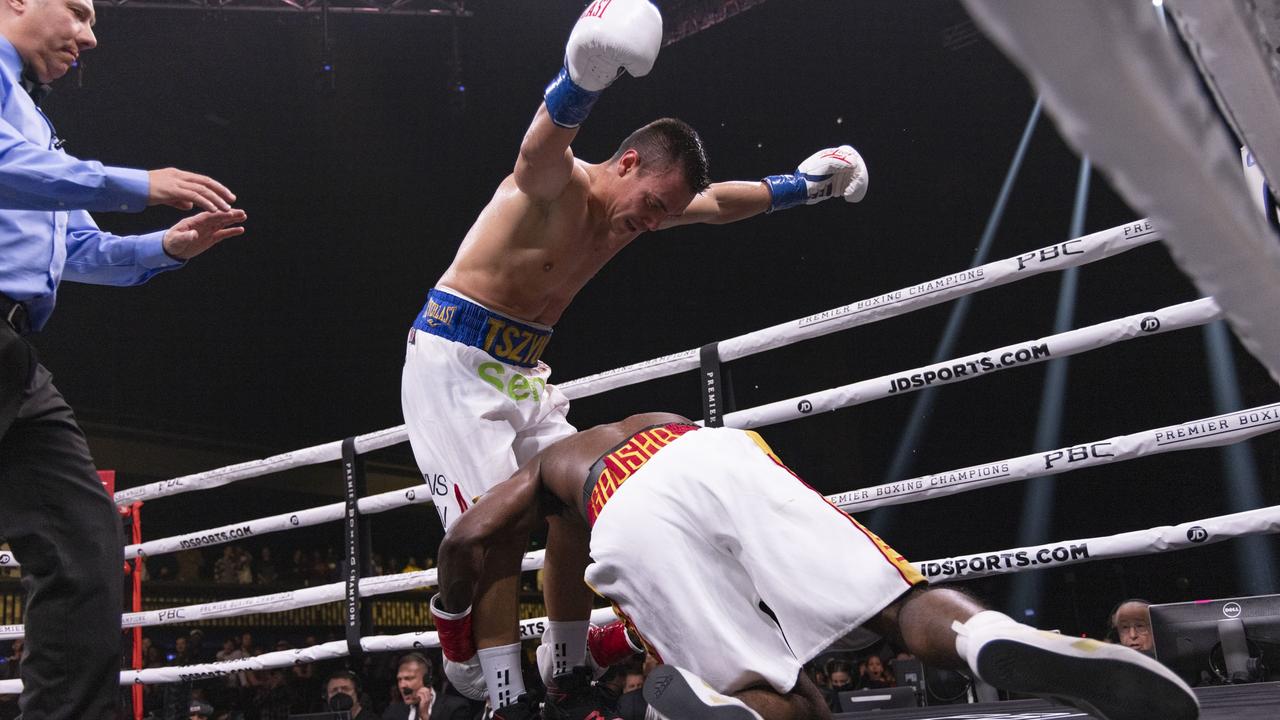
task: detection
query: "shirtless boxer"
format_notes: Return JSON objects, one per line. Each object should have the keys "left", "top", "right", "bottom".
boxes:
{"left": 432, "top": 413, "right": 1200, "bottom": 720}
{"left": 406, "top": 1, "right": 868, "bottom": 714}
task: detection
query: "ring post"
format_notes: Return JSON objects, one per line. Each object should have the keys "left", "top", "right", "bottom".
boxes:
{"left": 128, "top": 501, "right": 143, "bottom": 720}
{"left": 340, "top": 437, "right": 372, "bottom": 664}
{"left": 699, "top": 342, "right": 735, "bottom": 428}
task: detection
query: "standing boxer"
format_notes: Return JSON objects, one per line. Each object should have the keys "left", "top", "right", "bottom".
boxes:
{"left": 433, "top": 413, "right": 1200, "bottom": 720}
{"left": 404, "top": 2, "right": 868, "bottom": 715}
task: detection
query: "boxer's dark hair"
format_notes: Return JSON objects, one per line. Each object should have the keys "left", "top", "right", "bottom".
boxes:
{"left": 611, "top": 117, "right": 710, "bottom": 193}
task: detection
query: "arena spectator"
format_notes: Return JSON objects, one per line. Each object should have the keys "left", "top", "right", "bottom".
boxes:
{"left": 861, "top": 654, "right": 894, "bottom": 689}
{"left": 325, "top": 670, "right": 373, "bottom": 720}
{"left": 1110, "top": 599, "right": 1155, "bottom": 655}
{"left": 256, "top": 547, "right": 279, "bottom": 585}
{"left": 381, "top": 652, "right": 470, "bottom": 720}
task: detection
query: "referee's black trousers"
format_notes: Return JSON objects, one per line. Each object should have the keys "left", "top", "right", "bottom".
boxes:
{"left": 0, "top": 324, "right": 122, "bottom": 719}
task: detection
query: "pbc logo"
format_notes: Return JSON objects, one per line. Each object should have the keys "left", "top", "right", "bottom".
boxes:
{"left": 797, "top": 400, "right": 813, "bottom": 414}
{"left": 1140, "top": 316, "right": 1161, "bottom": 333}
{"left": 1187, "top": 526, "right": 1209, "bottom": 543}
{"left": 1223, "top": 602, "right": 1243, "bottom": 619}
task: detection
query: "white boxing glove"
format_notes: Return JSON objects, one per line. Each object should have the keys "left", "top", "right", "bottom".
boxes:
{"left": 763, "top": 145, "right": 870, "bottom": 212}
{"left": 566, "top": 0, "right": 663, "bottom": 91}
{"left": 443, "top": 655, "right": 488, "bottom": 701}
{"left": 544, "top": 0, "right": 663, "bottom": 127}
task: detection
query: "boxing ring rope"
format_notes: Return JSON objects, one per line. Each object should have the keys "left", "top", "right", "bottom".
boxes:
{"left": 2, "top": 398, "right": 1273, "bottom": 636}
{"left": 828, "top": 402, "right": 1280, "bottom": 512}
{"left": 559, "top": 218, "right": 1161, "bottom": 399}
{"left": 110, "top": 425, "right": 410, "bottom": 506}
{"left": 0, "top": 219, "right": 1184, "bottom": 573}
{"left": 4, "top": 496, "right": 1280, "bottom": 693}
{"left": 0, "top": 217, "right": 1272, "bottom": 693}
{"left": 96, "top": 217, "right": 1159, "bottom": 511}
{"left": 719, "top": 296, "right": 1219, "bottom": 430}
{"left": 962, "top": 0, "right": 1280, "bottom": 386}
{"left": 919, "top": 504, "right": 1280, "bottom": 584}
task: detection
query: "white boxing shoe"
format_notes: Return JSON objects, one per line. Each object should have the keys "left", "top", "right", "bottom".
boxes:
{"left": 954, "top": 611, "right": 1199, "bottom": 720}
{"left": 642, "top": 665, "right": 762, "bottom": 720}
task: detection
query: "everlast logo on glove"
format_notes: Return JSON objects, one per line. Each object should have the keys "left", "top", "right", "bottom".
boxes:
{"left": 582, "top": 0, "right": 614, "bottom": 18}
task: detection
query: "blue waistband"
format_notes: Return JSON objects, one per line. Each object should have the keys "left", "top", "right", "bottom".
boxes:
{"left": 411, "top": 288, "right": 552, "bottom": 369}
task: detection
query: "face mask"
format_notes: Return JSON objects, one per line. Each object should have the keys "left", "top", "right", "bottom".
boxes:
{"left": 328, "top": 692, "right": 354, "bottom": 712}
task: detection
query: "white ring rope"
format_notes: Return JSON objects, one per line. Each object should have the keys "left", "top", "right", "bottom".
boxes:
{"left": 828, "top": 402, "right": 1280, "bottom": 512}
{"left": 0, "top": 608, "right": 620, "bottom": 695}
{"left": 963, "top": 0, "right": 1280, "bottom": 385}
{"left": 105, "top": 218, "right": 1160, "bottom": 509}
{"left": 721, "top": 297, "right": 1221, "bottom": 430}
{"left": 4, "top": 498, "right": 1277, "bottom": 691}
{"left": 10, "top": 216, "right": 1258, "bottom": 692}
{"left": 0, "top": 556, "right": 550, "bottom": 639}
{"left": 73, "top": 295, "right": 1223, "bottom": 572}
{"left": 124, "top": 485, "right": 433, "bottom": 561}
{"left": 560, "top": 218, "right": 1161, "bottom": 400}
{"left": 920, "top": 504, "right": 1280, "bottom": 583}
{"left": 12, "top": 393, "right": 1272, "bottom": 638}
{"left": 1, "top": 485, "right": 435, "bottom": 571}
{"left": 112, "top": 425, "right": 410, "bottom": 506}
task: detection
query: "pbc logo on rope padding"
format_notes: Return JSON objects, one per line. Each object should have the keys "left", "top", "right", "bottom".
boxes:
{"left": 1187, "top": 526, "right": 1209, "bottom": 543}
{"left": 1140, "top": 316, "right": 1161, "bottom": 333}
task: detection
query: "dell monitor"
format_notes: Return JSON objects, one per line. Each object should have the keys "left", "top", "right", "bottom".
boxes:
{"left": 1150, "top": 593, "right": 1280, "bottom": 686}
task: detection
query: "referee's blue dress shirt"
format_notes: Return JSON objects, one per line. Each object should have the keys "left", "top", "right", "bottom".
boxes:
{"left": 0, "top": 36, "right": 180, "bottom": 332}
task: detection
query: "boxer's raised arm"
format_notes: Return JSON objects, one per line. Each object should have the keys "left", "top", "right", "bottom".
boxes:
{"left": 515, "top": 0, "right": 662, "bottom": 202}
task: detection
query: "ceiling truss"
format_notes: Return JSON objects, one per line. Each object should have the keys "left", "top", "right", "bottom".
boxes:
{"left": 94, "top": 0, "right": 773, "bottom": 41}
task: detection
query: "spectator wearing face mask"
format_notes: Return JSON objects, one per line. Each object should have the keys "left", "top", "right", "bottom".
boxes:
{"left": 822, "top": 659, "right": 856, "bottom": 711}
{"left": 325, "top": 670, "right": 372, "bottom": 720}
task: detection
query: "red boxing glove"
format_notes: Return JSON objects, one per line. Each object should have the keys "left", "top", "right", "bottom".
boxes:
{"left": 430, "top": 594, "right": 477, "bottom": 662}
{"left": 588, "top": 620, "right": 643, "bottom": 668}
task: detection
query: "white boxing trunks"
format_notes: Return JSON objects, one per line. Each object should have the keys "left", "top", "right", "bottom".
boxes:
{"left": 583, "top": 424, "right": 925, "bottom": 696}
{"left": 401, "top": 286, "right": 574, "bottom": 530}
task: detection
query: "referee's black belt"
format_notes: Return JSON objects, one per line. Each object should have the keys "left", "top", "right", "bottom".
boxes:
{"left": 0, "top": 293, "right": 31, "bottom": 335}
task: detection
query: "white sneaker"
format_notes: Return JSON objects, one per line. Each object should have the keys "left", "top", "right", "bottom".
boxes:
{"left": 954, "top": 611, "right": 1199, "bottom": 720}
{"left": 642, "top": 665, "right": 762, "bottom": 720}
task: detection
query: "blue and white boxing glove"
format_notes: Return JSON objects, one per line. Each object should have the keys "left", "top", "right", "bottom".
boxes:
{"left": 544, "top": 0, "right": 663, "bottom": 128}
{"left": 763, "top": 145, "right": 870, "bottom": 212}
